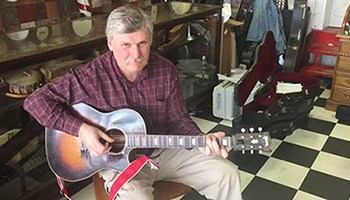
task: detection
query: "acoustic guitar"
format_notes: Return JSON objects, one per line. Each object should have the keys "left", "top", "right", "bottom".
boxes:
{"left": 46, "top": 103, "right": 271, "bottom": 182}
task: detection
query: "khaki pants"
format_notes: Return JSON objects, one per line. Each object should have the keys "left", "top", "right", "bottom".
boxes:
{"left": 100, "top": 148, "right": 242, "bottom": 200}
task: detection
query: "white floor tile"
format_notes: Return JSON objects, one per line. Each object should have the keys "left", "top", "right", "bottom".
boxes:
{"left": 284, "top": 129, "right": 328, "bottom": 151}
{"left": 261, "top": 138, "right": 282, "bottom": 157}
{"left": 257, "top": 157, "right": 309, "bottom": 189}
{"left": 319, "top": 89, "right": 331, "bottom": 99}
{"left": 309, "top": 107, "right": 338, "bottom": 123}
{"left": 191, "top": 116, "right": 218, "bottom": 133}
{"left": 219, "top": 119, "right": 232, "bottom": 127}
{"left": 311, "top": 151, "right": 350, "bottom": 182}
{"left": 330, "top": 123, "right": 350, "bottom": 142}
{"left": 293, "top": 190, "right": 327, "bottom": 200}
{"left": 239, "top": 170, "right": 255, "bottom": 191}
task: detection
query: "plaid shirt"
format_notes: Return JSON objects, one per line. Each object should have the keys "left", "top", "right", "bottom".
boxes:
{"left": 24, "top": 51, "right": 200, "bottom": 136}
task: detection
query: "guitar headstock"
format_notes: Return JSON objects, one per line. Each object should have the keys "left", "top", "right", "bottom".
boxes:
{"left": 232, "top": 127, "right": 271, "bottom": 154}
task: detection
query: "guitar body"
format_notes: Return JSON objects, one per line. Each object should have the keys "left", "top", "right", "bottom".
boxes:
{"left": 46, "top": 103, "right": 147, "bottom": 182}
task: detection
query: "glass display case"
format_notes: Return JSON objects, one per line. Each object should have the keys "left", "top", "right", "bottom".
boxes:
{"left": 0, "top": 2, "right": 222, "bottom": 199}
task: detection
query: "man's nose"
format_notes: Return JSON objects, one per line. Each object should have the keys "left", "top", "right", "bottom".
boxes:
{"left": 130, "top": 46, "right": 142, "bottom": 58}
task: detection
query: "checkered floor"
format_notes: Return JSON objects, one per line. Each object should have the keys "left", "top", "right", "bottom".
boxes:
{"left": 184, "top": 87, "right": 350, "bottom": 200}
{"left": 65, "top": 87, "right": 350, "bottom": 200}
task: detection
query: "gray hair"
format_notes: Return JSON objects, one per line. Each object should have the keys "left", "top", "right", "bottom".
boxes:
{"left": 105, "top": 6, "right": 153, "bottom": 39}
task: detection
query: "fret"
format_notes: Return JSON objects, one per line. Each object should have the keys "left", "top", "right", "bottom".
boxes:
{"left": 129, "top": 135, "right": 134, "bottom": 147}
{"left": 185, "top": 136, "right": 190, "bottom": 148}
{"left": 159, "top": 135, "right": 162, "bottom": 147}
{"left": 162, "top": 135, "right": 167, "bottom": 148}
{"left": 174, "top": 136, "right": 178, "bottom": 147}
{"left": 135, "top": 135, "right": 140, "bottom": 147}
{"left": 148, "top": 135, "right": 151, "bottom": 148}
{"left": 142, "top": 136, "right": 146, "bottom": 147}
{"left": 127, "top": 135, "right": 131, "bottom": 147}
{"left": 228, "top": 139, "right": 232, "bottom": 149}
{"left": 150, "top": 135, "right": 154, "bottom": 147}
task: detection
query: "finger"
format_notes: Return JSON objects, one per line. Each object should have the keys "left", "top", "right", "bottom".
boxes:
{"left": 213, "top": 131, "right": 225, "bottom": 138}
{"left": 209, "top": 135, "right": 221, "bottom": 156}
{"left": 100, "top": 132, "right": 114, "bottom": 143}
{"left": 220, "top": 147, "right": 229, "bottom": 158}
{"left": 205, "top": 135, "right": 214, "bottom": 154}
{"left": 102, "top": 142, "right": 112, "bottom": 154}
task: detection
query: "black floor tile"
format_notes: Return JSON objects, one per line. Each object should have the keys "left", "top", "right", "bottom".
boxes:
{"left": 322, "top": 137, "right": 350, "bottom": 159}
{"left": 299, "top": 117, "right": 335, "bottom": 135}
{"left": 242, "top": 176, "right": 297, "bottom": 200}
{"left": 192, "top": 104, "right": 222, "bottom": 123}
{"left": 319, "top": 78, "right": 332, "bottom": 89}
{"left": 300, "top": 170, "right": 350, "bottom": 200}
{"left": 230, "top": 152, "right": 269, "bottom": 174}
{"left": 314, "top": 97, "right": 327, "bottom": 107}
{"left": 317, "top": 88, "right": 325, "bottom": 96}
{"left": 272, "top": 142, "right": 319, "bottom": 168}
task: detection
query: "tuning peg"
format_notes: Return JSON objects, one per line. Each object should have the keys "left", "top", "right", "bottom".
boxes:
{"left": 249, "top": 127, "right": 254, "bottom": 133}
{"left": 242, "top": 150, "right": 245, "bottom": 154}
{"left": 258, "top": 127, "right": 263, "bottom": 132}
{"left": 250, "top": 150, "right": 254, "bottom": 154}
{"left": 241, "top": 128, "right": 246, "bottom": 133}
{"left": 259, "top": 150, "right": 262, "bottom": 154}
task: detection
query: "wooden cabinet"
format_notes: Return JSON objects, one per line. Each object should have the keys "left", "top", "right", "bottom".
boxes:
{"left": 326, "top": 35, "right": 350, "bottom": 111}
{"left": 0, "top": 2, "right": 222, "bottom": 200}
{"left": 326, "top": 4, "right": 350, "bottom": 111}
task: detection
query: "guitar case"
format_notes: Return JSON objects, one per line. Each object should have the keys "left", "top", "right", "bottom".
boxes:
{"left": 232, "top": 31, "right": 320, "bottom": 138}
{"left": 336, "top": 105, "right": 350, "bottom": 123}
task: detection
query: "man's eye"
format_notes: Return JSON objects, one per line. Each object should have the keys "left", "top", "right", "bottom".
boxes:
{"left": 122, "top": 44, "right": 130, "bottom": 48}
{"left": 139, "top": 41, "right": 147, "bottom": 46}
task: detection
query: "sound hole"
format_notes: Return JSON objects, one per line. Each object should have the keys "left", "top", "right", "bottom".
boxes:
{"left": 105, "top": 129, "right": 125, "bottom": 154}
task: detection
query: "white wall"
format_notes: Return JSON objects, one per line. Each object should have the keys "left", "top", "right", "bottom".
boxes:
{"left": 307, "top": 0, "right": 350, "bottom": 31}
{"left": 307, "top": 0, "right": 333, "bottom": 31}
{"left": 328, "top": 0, "right": 350, "bottom": 27}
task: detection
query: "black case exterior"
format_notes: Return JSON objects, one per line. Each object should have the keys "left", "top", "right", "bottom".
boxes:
{"left": 232, "top": 31, "right": 320, "bottom": 138}
{"left": 336, "top": 105, "right": 350, "bottom": 123}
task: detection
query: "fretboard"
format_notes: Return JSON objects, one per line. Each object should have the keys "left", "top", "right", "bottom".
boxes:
{"left": 126, "top": 134, "right": 232, "bottom": 149}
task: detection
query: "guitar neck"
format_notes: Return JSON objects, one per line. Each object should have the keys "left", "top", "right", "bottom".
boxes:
{"left": 126, "top": 134, "right": 232, "bottom": 149}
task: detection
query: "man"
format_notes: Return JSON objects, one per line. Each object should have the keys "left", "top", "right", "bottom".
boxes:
{"left": 24, "top": 5, "right": 242, "bottom": 200}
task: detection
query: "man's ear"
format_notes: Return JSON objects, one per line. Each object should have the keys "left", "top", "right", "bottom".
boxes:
{"left": 107, "top": 38, "right": 113, "bottom": 51}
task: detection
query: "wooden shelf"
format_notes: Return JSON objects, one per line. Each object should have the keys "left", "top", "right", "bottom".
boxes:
{"left": 0, "top": 2, "right": 222, "bottom": 74}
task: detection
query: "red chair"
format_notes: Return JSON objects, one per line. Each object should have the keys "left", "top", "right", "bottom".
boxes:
{"left": 301, "top": 27, "right": 340, "bottom": 78}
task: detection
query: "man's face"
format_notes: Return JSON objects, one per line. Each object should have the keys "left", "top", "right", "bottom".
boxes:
{"left": 107, "top": 27, "right": 153, "bottom": 81}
